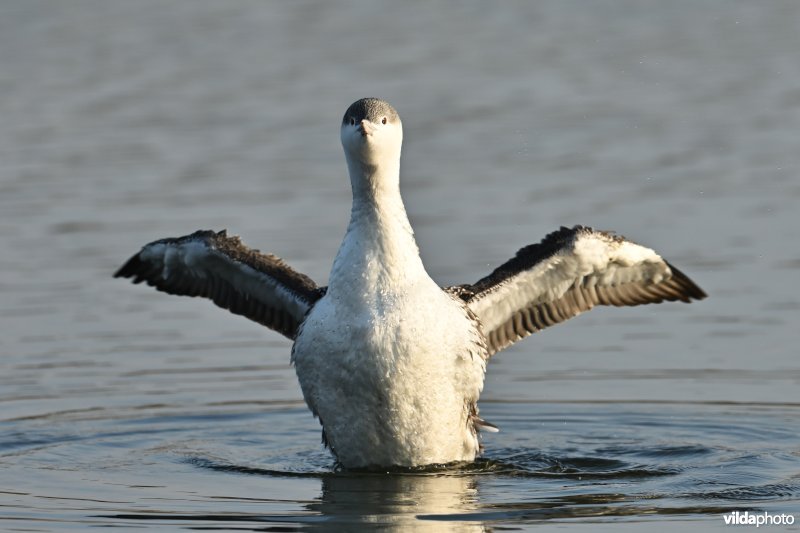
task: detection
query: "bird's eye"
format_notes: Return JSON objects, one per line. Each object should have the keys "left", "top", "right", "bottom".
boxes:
{"left": 381, "top": 117, "right": 387, "bottom": 125}
{"left": 349, "top": 118, "right": 355, "bottom": 126}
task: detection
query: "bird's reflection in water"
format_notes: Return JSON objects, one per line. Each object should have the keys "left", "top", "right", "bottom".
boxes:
{"left": 308, "top": 472, "right": 487, "bottom": 532}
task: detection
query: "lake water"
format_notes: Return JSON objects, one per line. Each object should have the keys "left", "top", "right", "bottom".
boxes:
{"left": 1, "top": 1, "right": 798, "bottom": 530}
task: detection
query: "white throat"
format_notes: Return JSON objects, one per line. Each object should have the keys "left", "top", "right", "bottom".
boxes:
{"left": 328, "top": 130, "right": 427, "bottom": 300}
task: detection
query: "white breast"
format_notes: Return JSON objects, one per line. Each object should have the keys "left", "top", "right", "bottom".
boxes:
{"left": 293, "top": 282, "right": 485, "bottom": 468}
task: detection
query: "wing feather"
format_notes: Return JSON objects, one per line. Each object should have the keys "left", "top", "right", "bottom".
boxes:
{"left": 114, "top": 230, "right": 324, "bottom": 339}
{"left": 456, "top": 225, "right": 706, "bottom": 356}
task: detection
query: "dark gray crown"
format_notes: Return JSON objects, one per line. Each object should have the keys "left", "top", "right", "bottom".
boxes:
{"left": 342, "top": 98, "right": 400, "bottom": 125}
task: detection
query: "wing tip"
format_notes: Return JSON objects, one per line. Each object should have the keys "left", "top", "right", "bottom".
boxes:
{"left": 112, "top": 230, "right": 220, "bottom": 281}
{"left": 113, "top": 254, "right": 143, "bottom": 280}
{"left": 666, "top": 262, "right": 708, "bottom": 302}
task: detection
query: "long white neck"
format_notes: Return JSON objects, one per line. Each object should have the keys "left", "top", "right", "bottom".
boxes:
{"left": 327, "top": 153, "right": 428, "bottom": 300}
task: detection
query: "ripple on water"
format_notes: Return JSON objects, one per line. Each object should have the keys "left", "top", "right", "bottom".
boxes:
{"left": 2, "top": 396, "right": 799, "bottom": 529}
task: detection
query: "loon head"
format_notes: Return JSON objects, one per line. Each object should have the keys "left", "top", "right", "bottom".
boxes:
{"left": 340, "top": 97, "right": 403, "bottom": 171}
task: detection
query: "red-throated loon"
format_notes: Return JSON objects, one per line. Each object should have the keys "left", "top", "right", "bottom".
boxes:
{"left": 115, "top": 98, "right": 706, "bottom": 469}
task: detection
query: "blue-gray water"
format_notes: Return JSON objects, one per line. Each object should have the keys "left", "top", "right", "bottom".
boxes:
{"left": 1, "top": 1, "right": 799, "bottom": 531}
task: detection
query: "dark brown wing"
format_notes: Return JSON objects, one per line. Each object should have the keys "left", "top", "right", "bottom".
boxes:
{"left": 114, "top": 230, "right": 325, "bottom": 339}
{"left": 456, "top": 226, "right": 706, "bottom": 356}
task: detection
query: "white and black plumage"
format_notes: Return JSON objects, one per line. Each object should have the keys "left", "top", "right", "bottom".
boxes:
{"left": 115, "top": 98, "right": 706, "bottom": 469}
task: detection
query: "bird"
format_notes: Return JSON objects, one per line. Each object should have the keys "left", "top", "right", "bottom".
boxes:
{"left": 115, "top": 97, "right": 706, "bottom": 469}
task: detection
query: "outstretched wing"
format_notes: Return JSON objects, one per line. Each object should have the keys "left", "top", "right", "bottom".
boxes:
{"left": 114, "top": 230, "right": 325, "bottom": 339}
{"left": 456, "top": 225, "right": 706, "bottom": 356}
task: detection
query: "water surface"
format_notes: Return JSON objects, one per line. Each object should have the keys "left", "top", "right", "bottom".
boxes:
{"left": 1, "top": 1, "right": 799, "bottom": 530}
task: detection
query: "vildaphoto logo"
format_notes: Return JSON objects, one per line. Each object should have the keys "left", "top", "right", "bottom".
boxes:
{"left": 723, "top": 511, "right": 795, "bottom": 527}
